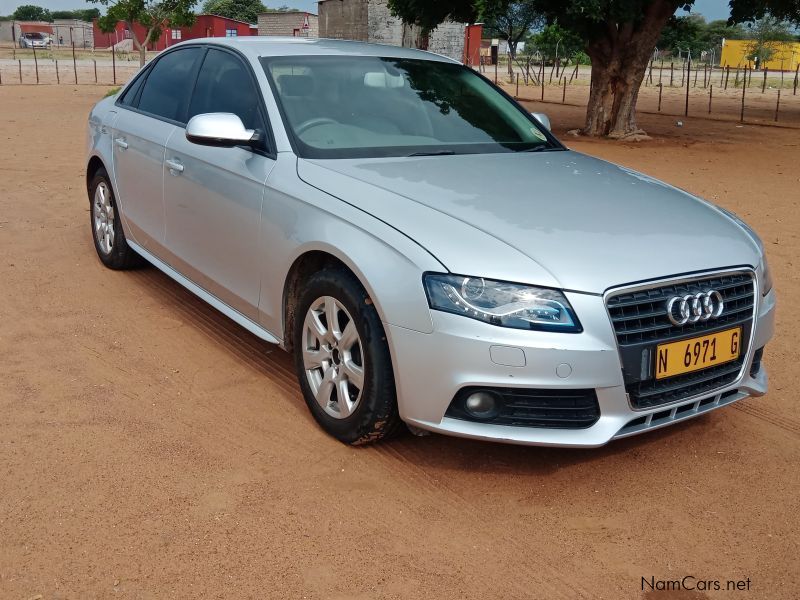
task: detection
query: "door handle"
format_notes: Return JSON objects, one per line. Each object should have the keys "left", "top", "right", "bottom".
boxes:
{"left": 166, "top": 159, "right": 184, "bottom": 174}
{"left": 114, "top": 137, "right": 128, "bottom": 150}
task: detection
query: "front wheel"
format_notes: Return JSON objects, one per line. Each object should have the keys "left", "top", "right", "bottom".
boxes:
{"left": 293, "top": 268, "right": 403, "bottom": 445}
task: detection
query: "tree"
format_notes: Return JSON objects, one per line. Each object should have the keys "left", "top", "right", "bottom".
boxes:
{"left": 12, "top": 5, "right": 52, "bottom": 21}
{"left": 729, "top": 0, "right": 800, "bottom": 25}
{"left": 387, "top": 0, "right": 487, "bottom": 33}
{"left": 202, "top": 0, "right": 266, "bottom": 23}
{"left": 741, "top": 15, "right": 796, "bottom": 66}
{"left": 91, "top": 0, "right": 197, "bottom": 66}
{"left": 51, "top": 8, "right": 101, "bottom": 20}
{"left": 658, "top": 14, "right": 707, "bottom": 58}
{"left": 482, "top": 1, "right": 543, "bottom": 75}
{"left": 532, "top": 22, "right": 584, "bottom": 64}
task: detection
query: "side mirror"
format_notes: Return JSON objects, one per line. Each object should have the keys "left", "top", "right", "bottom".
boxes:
{"left": 186, "top": 113, "right": 257, "bottom": 148}
{"left": 531, "top": 112, "right": 551, "bottom": 131}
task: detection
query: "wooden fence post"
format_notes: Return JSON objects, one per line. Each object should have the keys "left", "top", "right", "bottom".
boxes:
{"left": 762, "top": 68, "right": 768, "bottom": 93}
{"left": 708, "top": 84, "right": 713, "bottom": 114}
{"left": 724, "top": 65, "right": 729, "bottom": 89}
{"left": 658, "top": 83, "right": 663, "bottom": 112}
{"left": 55, "top": 59, "right": 60, "bottom": 84}
{"left": 740, "top": 78, "right": 746, "bottom": 123}
{"left": 685, "top": 56, "right": 691, "bottom": 116}
{"left": 94, "top": 59, "right": 97, "bottom": 84}
{"left": 775, "top": 88, "right": 781, "bottom": 122}
{"left": 18, "top": 59, "right": 22, "bottom": 83}
{"left": 562, "top": 77, "right": 567, "bottom": 103}
{"left": 515, "top": 73, "right": 519, "bottom": 98}
{"left": 659, "top": 58, "right": 664, "bottom": 86}
{"left": 32, "top": 44, "right": 39, "bottom": 84}
{"left": 670, "top": 62, "right": 674, "bottom": 87}
{"left": 72, "top": 42, "right": 77, "bottom": 84}
{"left": 794, "top": 64, "right": 799, "bottom": 95}
{"left": 112, "top": 44, "right": 117, "bottom": 85}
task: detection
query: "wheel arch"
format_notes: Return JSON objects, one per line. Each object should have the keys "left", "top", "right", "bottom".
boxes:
{"left": 281, "top": 248, "right": 383, "bottom": 353}
{"left": 86, "top": 155, "right": 108, "bottom": 190}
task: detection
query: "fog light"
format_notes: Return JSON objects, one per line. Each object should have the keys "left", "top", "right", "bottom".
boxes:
{"left": 464, "top": 391, "right": 500, "bottom": 420}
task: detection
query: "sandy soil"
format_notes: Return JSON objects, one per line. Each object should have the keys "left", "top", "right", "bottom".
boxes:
{"left": 0, "top": 86, "right": 798, "bottom": 599}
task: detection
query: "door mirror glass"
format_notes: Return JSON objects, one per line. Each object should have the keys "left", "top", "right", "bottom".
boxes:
{"left": 531, "top": 112, "right": 551, "bottom": 131}
{"left": 186, "top": 113, "right": 257, "bottom": 147}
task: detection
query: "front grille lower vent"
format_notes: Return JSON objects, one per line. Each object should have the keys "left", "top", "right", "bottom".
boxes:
{"left": 447, "top": 387, "right": 600, "bottom": 429}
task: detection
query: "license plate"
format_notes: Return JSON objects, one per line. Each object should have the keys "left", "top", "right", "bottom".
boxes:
{"left": 655, "top": 327, "right": 742, "bottom": 380}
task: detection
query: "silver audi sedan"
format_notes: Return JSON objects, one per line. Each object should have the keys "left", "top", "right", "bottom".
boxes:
{"left": 85, "top": 38, "right": 775, "bottom": 446}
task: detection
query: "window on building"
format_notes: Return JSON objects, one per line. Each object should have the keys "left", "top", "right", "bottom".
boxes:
{"left": 171, "top": 29, "right": 182, "bottom": 40}
{"left": 226, "top": 29, "right": 238, "bottom": 37}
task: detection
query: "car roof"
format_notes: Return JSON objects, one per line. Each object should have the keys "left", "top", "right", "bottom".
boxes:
{"left": 173, "top": 36, "right": 458, "bottom": 64}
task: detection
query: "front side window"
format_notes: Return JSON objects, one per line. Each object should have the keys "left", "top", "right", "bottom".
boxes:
{"left": 137, "top": 47, "right": 203, "bottom": 123}
{"left": 188, "top": 48, "right": 265, "bottom": 132}
{"left": 261, "top": 55, "right": 554, "bottom": 159}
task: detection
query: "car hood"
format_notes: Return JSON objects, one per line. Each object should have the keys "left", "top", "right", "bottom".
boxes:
{"left": 297, "top": 151, "right": 759, "bottom": 294}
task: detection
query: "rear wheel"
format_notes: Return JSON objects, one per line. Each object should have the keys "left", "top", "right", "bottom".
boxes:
{"left": 293, "top": 268, "right": 403, "bottom": 445}
{"left": 88, "top": 167, "right": 138, "bottom": 270}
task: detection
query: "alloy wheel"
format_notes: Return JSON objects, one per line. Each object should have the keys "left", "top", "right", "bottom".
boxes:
{"left": 302, "top": 296, "right": 365, "bottom": 419}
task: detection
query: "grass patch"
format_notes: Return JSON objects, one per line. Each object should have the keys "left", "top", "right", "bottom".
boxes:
{"left": 104, "top": 86, "right": 121, "bottom": 98}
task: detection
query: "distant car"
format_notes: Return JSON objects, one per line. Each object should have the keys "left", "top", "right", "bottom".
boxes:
{"left": 85, "top": 38, "right": 775, "bottom": 447}
{"left": 19, "top": 32, "right": 51, "bottom": 49}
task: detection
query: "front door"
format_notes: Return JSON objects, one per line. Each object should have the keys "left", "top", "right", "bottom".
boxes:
{"left": 162, "top": 48, "right": 275, "bottom": 320}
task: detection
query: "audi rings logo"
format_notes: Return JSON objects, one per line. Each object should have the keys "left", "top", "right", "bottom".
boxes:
{"left": 666, "top": 291, "right": 725, "bottom": 326}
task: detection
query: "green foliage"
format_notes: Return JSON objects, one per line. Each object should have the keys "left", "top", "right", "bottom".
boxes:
{"left": 704, "top": 19, "right": 746, "bottom": 47}
{"left": 12, "top": 4, "right": 52, "bottom": 21}
{"left": 388, "top": 0, "right": 496, "bottom": 32}
{"left": 531, "top": 22, "right": 584, "bottom": 60}
{"left": 741, "top": 15, "right": 797, "bottom": 63}
{"left": 658, "top": 14, "right": 706, "bottom": 56}
{"left": 50, "top": 9, "right": 101, "bottom": 20}
{"left": 730, "top": 0, "right": 800, "bottom": 26}
{"left": 482, "top": 1, "right": 543, "bottom": 56}
{"left": 201, "top": 0, "right": 267, "bottom": 22}
{"left": 91, "top": 0, "right": 197, "bottom": 39}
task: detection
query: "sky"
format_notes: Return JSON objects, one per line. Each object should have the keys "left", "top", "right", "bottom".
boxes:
{"left": 0, "top": 0, "right": 732, "bottom": 22}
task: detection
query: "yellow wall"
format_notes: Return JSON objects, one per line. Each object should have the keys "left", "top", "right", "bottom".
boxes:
{"left": 720, "top": 39, "right": 800, "bottom": 71}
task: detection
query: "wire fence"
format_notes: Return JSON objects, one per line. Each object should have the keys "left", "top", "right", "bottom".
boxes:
{"left": 483, "top": 58, "right": 800, "bottom": 126}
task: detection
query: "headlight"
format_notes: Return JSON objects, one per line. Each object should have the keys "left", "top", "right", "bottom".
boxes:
{"left": 760, "top": 255, "right": 773, "bottom": 296}
{"left": 423, "top": 273, "right": 581, "bottom": 332}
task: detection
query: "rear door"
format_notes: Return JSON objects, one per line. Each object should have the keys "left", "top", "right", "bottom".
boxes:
{"left": 161, "top": 47, "right": 276, "bottom": 320}
{"left": 111, "top": 47, "right": 203, "bottom": 254}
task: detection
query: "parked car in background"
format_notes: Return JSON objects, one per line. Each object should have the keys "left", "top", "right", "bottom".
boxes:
{"left": 85, "top": 38, "right": 775, "bottom": 447}
{"left": 18, "top": 32, "right": 51, "bottom": 49}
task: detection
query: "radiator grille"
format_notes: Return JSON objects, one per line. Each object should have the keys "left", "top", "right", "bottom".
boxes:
{"left": 607, "top": 272, "right": 755, "bottom": 409}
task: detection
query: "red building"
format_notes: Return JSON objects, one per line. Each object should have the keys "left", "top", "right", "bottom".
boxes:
{"left": 92, "top": 14, "right": 257, "bottom": 51}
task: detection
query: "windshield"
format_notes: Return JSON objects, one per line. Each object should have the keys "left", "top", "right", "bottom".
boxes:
{"left": 25, "top": 33, "right": 46, "bottom": 39}
{"left": 261, "top": 56, "right": 555, "bottom": 159}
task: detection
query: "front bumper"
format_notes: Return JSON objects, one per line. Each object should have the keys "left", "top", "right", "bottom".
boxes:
{"left": 387, "top": 285, "right": 775, "bottom": 447}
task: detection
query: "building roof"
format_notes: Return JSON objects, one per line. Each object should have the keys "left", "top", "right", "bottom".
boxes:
{"left": 171, "top": 36, "right": 457, "bottom": 63}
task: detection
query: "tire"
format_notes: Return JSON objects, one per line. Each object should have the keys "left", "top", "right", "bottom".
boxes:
{"left": 88, "top": 167, "right": 139, "bottom": 270}
{"left": 293, "top": 268, "right": 403, "bottom": 445}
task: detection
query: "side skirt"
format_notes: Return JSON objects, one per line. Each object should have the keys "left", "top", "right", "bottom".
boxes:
{"left": 127, "top": 240, "right": 282, "bottom": 345}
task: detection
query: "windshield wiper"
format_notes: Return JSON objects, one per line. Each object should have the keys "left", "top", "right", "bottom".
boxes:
{"left": 407, "top": 150, "right": 456, "bottom": 157}
{"left": 518, "top": 145, "right": 552, "bottom": 153}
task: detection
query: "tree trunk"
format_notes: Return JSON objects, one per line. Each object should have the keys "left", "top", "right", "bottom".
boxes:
{"left": 124, "top": 20, "right": 147, "bottom": 67}
{"left": 582, "top": 1, "right": 675, "bottom": 137}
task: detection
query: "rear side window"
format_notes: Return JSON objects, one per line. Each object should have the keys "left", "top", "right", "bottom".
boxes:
{"left": 188, "top": 48, "right": 265, "bottom": 131}
{"left": 138, "top": 47, "right": 203, "bottom": 123}
{"left": 118, "top": 69, "right": 147, "bottom": 107}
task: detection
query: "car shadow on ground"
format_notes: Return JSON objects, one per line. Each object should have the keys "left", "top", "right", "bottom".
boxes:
{"left": 129, "top": 260, "right": 722, "bottom": 477}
